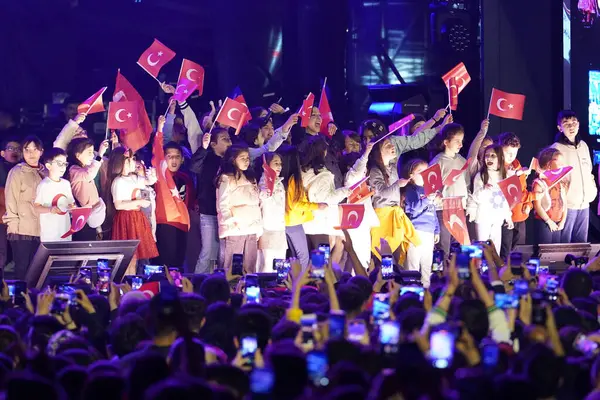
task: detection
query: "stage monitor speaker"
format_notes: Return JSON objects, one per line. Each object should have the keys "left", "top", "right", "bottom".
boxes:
{"left": 26, "top": 240, "right": 139, "bottom": 289}
{"left": 535, "top": 243, "right": 593, "bottom": 273}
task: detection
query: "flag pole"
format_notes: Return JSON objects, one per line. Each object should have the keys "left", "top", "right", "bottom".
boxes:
{"left": 486, "top": 88, "right": 494, "bottom": 119}
{"left": 163, "top": 98, "right": 174, "bottom": 118}
{"left": 448, "top": 84, "right": 452, "bottom": 116}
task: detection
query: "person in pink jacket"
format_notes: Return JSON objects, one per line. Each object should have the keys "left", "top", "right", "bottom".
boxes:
{"left": 216, "top": 144, "right": 263, "bottom": 274}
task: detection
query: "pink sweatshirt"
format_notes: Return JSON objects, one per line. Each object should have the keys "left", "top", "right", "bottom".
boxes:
{"left": 69, "top": 160, "right": 101, "bottom": 207}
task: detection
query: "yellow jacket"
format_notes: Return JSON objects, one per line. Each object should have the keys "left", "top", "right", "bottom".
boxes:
{"left": 285, "top": 176, "right": 319, "bottom": 226}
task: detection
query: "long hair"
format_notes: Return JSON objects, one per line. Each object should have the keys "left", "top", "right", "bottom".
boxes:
{"left": 215, "top": 144, "right": 255, "bottom": 186}
{"left": 253, "top": 151, "right": 279, "bottom": 182}
{"left": 103, "top": 147, "right": 132, "bottom": 218}
{"left": 480, "top": 144, "right": 507, "bottom": 185}
{"left": 299, "top": 135, "right": 328, "bottom": 174}
{"left": 278, "top": 144, "right": 305, "bottom": 204}
{"left": 367, "top": 139, "right": 391, "bottom": 185}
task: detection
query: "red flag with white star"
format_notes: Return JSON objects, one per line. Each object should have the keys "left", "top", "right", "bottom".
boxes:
{"left": 421, "top": 164, "right": 443, "bottom": 196}
{"left": 498, "top": 174, "right": 522, "bottom": 209}
{"left": 107, "top": 101, "right": 138, "bottom": 131}
{"left": 178, "top": 59, "right": 205, "bottom": 96}
{"left": 60, "top": 207, "right": 92, "bottom": 238}
{"left": 488, "top": 88, "right": 526, "bottom": 120}
{"left": 318, "top": 84, "right": 334, "bottom": 136}
{"left": 543, "top": 166, "right": 573, "bottom": 189}
{"left": 78, "top": 87, "right": 107, "bottom": 115}
{"left": 262, "top": 155, "right": 277, "bottom": 197}
{"left": 442, "top": 62, "right": 471, "bottom": 94}
{"left": 443, "top": 158, "right": 471, "bottom": 187}
{"left": 334, "top": 204, "right": 365, "bottom": 230}
{"left": 299, "top": 93, "right": 315, "bottom": 128}
{"left": 113, "top": 71, "right": 153, "bottom": 152}
{"left": 172, "top": 78, "right": 198, "bottom": 103}
{"left": 442, "top": 197, "right": 470, "bottom": 245}
{"left": 137, "top": 39, "right": 176, "bottom": 79}
{"left": 348, "top": 176, "right": 374, "bottom": 204}
{"left": 216, "top": 97, "right": 250, "bottom": 135}
{"left": 449, "top": 77, "right": 458, "bottom": 111}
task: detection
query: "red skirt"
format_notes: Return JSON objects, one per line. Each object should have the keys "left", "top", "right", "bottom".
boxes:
{"left": 112, "top": 210, "right": 158, "bottom": 260}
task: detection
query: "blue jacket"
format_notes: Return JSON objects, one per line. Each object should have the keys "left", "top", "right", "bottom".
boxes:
{"left": 404, "top": 184, "right": 439, "bottom": 235}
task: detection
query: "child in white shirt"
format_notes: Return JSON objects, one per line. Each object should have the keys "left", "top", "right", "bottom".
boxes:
{"left": 34, "top": 148, "right": 75, "bottom": 242}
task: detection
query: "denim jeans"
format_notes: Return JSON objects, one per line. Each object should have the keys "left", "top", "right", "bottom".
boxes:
{"left": 195, "top": 214, "right": 220, "bottom": 274}
{"left": 285, "top": 225, "right": 310, "bottom": 268}
{"left": 561, "top": 208, "right": 589, "bottom": 243}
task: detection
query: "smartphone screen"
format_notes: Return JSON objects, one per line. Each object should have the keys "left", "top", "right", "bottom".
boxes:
{"left": 381, "top": 255, "right": 394, "bottom": 280}
{"left": 347, "top": 320, "right": 367, "bottom": 343}
{"left": 232, "top": 254, "right": 244, "bottom": 276}
{"left": 544, "top": 275, "right": 559, "bottom": 302}
{"left": 329, "top": 311, "right": 346, "bottom": 340}
{"left": 97, "top": 259, "right": 109, "bottom": 269}
{"left": 461, "top": 245, "right": 483, "bottom": 259}
{"left": 310, "top": 250, "right": 325, "bottom": 280}
{"left": 245, "top": 274, "right": 260, "bottom": 304}
{"left": 301, "top": 314, "right": 317, "bottom": 346}
{"left": 131, "top": 276, "right": 144, "bottom": 290}
{"left": 79, "top": 267, "right": 92, "bottom": 285}
{"left": 274, "top": 259, "right": 289, "bottom": 284}
{"left": 97, "top": 267, "right": 111, "bottom": 295}
{"left": 373, "top": 293, "right": 390, "bottom": 325}
{"left": 513, "top": 279, "right": 529, "bottom": 297}
{"left": 169, "top": 267, "right": 182, "bottom": 288}
{"left": 429, "top": 329, "right": 455, "bottom": 369}
{"left": 510, "top": 252, "right": 523, "bottom": 275}
{"left": 143, "top": 265, "right": 164, "bottom": 277}
{"left": 574, "top": 333, "right": 600, "bottom": 357}
{"left": 432, "top": 250, "right": 444, "bottom": 272}
{"left": 482, "top": 342, "right": 499, "bottom": 368}
{"left": 494, "top": 293, "right": 519, "bottom": 309}
{"left": 242, "top": 335, "right": 258, "bottom": 364}
{"left": 250, "top": 368, "right": 275, "bottom": 395}
{"left": 400, "top": 286, "right": 425, "bottom": 301}
{"left": 379, "top": 321, "right": 400, "bottom": 355}
{"left": 318, "top": 243, "right": 330, "bottom": 264}
{"left": 9, "top": 281, "right": 27, "bottom": 306}
{"left": 538, "top": 265, "right": 550, "bottom": 274}
{"left": 306, "top": 350, "right": 329, "bottom": 386}
{"left": 456, "top": 253, "right": 471, "bottom": 280}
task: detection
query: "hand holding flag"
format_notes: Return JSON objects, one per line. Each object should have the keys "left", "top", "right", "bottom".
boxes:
{"left": 498, "top": 174, "right": 522, "bottom": 209}
{"left": 420, "top": 164, "right": 443, "bottom": 196}
{"left": 178, "top": 59, "right": 205, "bottom": 96}
{"left": 78, "top": 87, "right": 107, "bottom": 115}
{"left": 60, "top": 207, "right": 92, "bottom": 238}
{"left": 262, "top": 154, "right": 277, "bottom": 197}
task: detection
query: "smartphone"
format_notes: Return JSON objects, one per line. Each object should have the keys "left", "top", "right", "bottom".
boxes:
{"left": 232, "top": 254, "right": 244, "bottom": 276}
{"left": 79, "top": 267, "right": 92, "bottom": 285}
{"left": 52, "top": 294, "right": 70, "bottom": 315}
{"left": 318, "top": 243, "right": 330, "bottom": 265}
{"left": 245, "top": 274, "right": 260, "bottom": 304}
{"left": 480, "top": 258, "right": 489, "bottom": 273}
{"left": 310, "top": 250, "right": 325, "bottom": 280}
{"left": 241, "top": 335, "right": 258, "bottom": 364}
{"left": 513, "top": 279, "right": 529, "bottom": 297}
{"left": 347, "top": 320, "right": 367, "bottom": 343}
{"left": 143, "top": 265, "right": 165, "bottom": 277}
{"left": 450, "top": 242, "right": 462, "bottom": 256}
{"left": 250, "top": 368, "right": 275, "bottom": 395}
{"left": 97, "top": 259, "right": 109, "bottom": 270}
{"left": 527, "top": 259, "right": 540, "bottom": 275}
{"left": 510, "top": 252, "right": 523, "bottom": 275}
{"left": 544, "top": 275, "right": 559, "bottom": 302}
{"left": 379, "top": 321, "right": 400, "bottom": 355}
{"left": 329, "top": 310, "right": 346, "bottom": 340}
{"left": 372, "top": 293, "right": 390, "bottom": 325}
{"left": 574, "top": 333, "right": 600, "bottom": 357}
{"left": 456, "top": 252, "right": 471, "bottom": 280}
{"left": 306, "top": 350, "right": 329, "bottom": 387}
{"left": 461, "top": 245, "right": 483, "bottom": 259}
{"left": 97, "top": 267, "right": 111, "bottom": 295}
{"left": 169, "top": 267, "right": 183, "bottom": 288}
{"left": 495, "top": 293, "right": 519, "bottom": 309}
{"left": 381, "top": 255, "right": 394, "bottom": 280}
{"left": 57, "top": 284, "right": 79, "bottom": 305}
{"left": 481, "top": 341, "right": 499, "bottom": 369}
{"left": 400, "top": 286, "right": 425, "bottom": 301}
{"left": 125, "top": 275, "right": 145, "bottom": 291}
{"left": 301, "top": 314, "right": 317, "bottom": 346}
{"left": 7, "top": 281, "right": 26, "bottom": 306}
{"left": 274, "top": 259, "right": 290, "bottom": 284}
{"left": 531, "top": 290, "right": 547, "bottom": 325}
{"left": 429, "top": 329, "right": 455, "bottom": 369}
{"left": 432, "top": 250, "right": 444, "bottom": 272}
{"left": 538, "top": 265, "right": 550, "bottom": 274}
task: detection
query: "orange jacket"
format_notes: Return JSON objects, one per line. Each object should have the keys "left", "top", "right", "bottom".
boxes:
{"left": 507, "top": 160, "right": 533, "bottom": 223}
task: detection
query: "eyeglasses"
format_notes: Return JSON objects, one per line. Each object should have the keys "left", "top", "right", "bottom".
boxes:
{"left": 52, "top": 161, "right": 69, "bottom": 168}
{"left": 5, "top": 146, "right": 20, "bottom": 152}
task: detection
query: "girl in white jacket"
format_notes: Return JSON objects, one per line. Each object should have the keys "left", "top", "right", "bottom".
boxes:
{"left": 257, "top": 152, "right": 287, "bottom": 272}
{"left": 300, "top": 136, "right": 351, "bottom": 264}
{"left": 467, "top": 144, "right": 514, "bottom": 253}
{"left": 216, "top": 144, "right": 263, "bottom": 274}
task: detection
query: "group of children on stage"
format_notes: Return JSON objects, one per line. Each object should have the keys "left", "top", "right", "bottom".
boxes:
{"left": 0, "top": 84, "right": 597, "bottom": 286}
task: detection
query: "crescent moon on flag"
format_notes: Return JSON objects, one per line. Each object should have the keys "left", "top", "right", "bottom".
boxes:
{"left": 455, "top": 77, "right": 465, "bottom": 90}
{"left": 448, "top": 214, "right": 464, "bottom": 230}
{"left": 175, "top": 84, "right": 186, "bottom": 94}
{"left": 186, "top": 68, "right": 198, "bottom": 81}
{"left": 51, "top": 194, "right": 68, "bottom": 215}
{"left": 74, "top": 215, "right": 86, "bottom": 231}
{"left": 227, "top": 108, "right": 240, "bottom": 121}
{"left": 428, "top": 171, "right": 438, "bottom": 183}
{"left": 496, "top": 98, "right": 508, "bottom": 112}
{"left": 160, "top": 160, "right": 169, "bottom": 180}
{"left": 115, "top": 109, "right": 127, "bottom": 123}
{"left": 450, "top": 84, "right": 458, "bottom": 97}
{"left": 507, "top": 183, "right": 519, "bottom": 198}
{"left": 147, "top": 53, "right": 160, "bottom": 67}
{"left": 347, "top": 210, "right": 359, "bottom": 224}
{"left": 547, "top": 168, "right": 562, "bottom": 176}
{"left": 452, "top": 171, "right": 463, "bottom": 183}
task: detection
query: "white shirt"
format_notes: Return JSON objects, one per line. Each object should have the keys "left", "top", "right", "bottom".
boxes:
{"left": 35, "top": 177, "right": 75, "bottom": 242}
{"left": 111, "top": 175, "right": 147, "bottom": 202}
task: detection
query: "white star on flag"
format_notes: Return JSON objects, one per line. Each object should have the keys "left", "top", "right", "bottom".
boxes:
{"left": 170, "top": 188, "right": 179, "bottom": 198}
{"left": 158, "top": 51, "right": 163, "bottom": 56}
{"left": 127, "top": 113, "right": 132, "bottom": 118}
{"left": 508, "top": 104, "right": 514, "bottom": 109}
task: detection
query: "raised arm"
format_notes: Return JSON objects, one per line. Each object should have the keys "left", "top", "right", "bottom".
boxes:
{"left": 248, "top": 113, "right": 299, "bottom": 161}
{"left": 466, "top": 119, "right": 489, "bottom": 175}
{"left": 344, "top": 143, "right": 373, "bottom": 186}
{"left": 54, "top": 114, "right": 86, "bottom": 150}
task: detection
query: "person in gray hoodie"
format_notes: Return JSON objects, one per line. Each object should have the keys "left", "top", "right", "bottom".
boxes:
{"left": 551, "top": 110, "right": 597, "bottom": 243}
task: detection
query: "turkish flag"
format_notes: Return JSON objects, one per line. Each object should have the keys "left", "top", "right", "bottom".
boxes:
{"left": 442, "top": 62, "right": 471, "bottom": 94}
{"left": 443, "top": 158, "right": 471, "bottom": 187}
{"left": 51, "top": 194, "right": 70, "bottom": 215}
{"left": 78, "top": 87, "right": 107, "bottom": 115}
{"left": 442, "top": 197, "right": 470, "bottom": 245}
{"left": 60, "top": 207, "right": 92, "bottom": 238}
{"left": 139, "top": 282, "right": 160, "bottom": 298}
{"left": 318, "top": 85, "right": 334, "bottom": 136}
{"left": 529, "top": 157, "right": 540, "bottom": 173}
{"left": 178, "top": 59, "right": 205, "bottom": 96}
{"left": 386, "top": 114, "right": 415, "bottom": 137}
{"left": 421, "top": 164, "right": 443, "bottom": 196}
{"left": 449, "top": 77, "right": 458, "bottom": 111}
{"left": 230, "top": 86, "right": 251, "bottom": 121}
{"left": 113, "top": 71, "right": 153, "bottom": 152}
{"left": 152, "top": 130, "right": 190, "bottom": 231}
{"left": 262, "top": 155, "right": 277, "bottom": 197}
{"left": 348, "top": 176, "right": 374, "bottom": 204}
{"left": 334, "top": 204, "right": 365, "bottom": 230}
{"left": 498, "top": 174, "right": 522, "bottom": 209}
{"left": 543, "top": 166, "right": 573, "bottom": 189}
{"left": 299, "top": 93, "right": 315, "bottom": 128}
{"left": 172, "top": 78, "right": 198, "bottom": 103}
{"left": 137, "top": 39, "right": 176, "bottom": 79}
{"left": 488, "top": 88, "right": 526, "bottom": 120}
{"left": 216, "top": 97, "right": 250, "bottom": 135}
{"left": 107, "top": 101, "right": 138, "bottom": 131}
